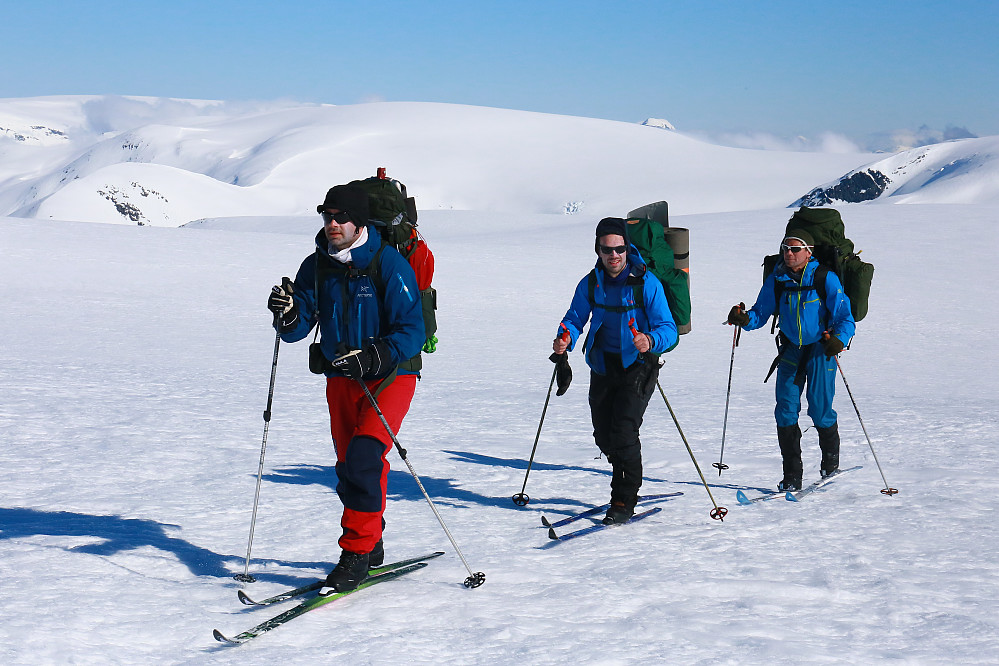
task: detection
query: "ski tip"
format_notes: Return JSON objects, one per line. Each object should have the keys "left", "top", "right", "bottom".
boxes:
{"left": 236, "top": 590, "right": 259, "bottom": 606}
{"left": 736, "top": 490, "right": 751, "bottom": 505}
{"left": 547, "top": 527, "right": 559, "bottom": 540}
{"left": 540, "top": 516, "right": 552, "bottom": 527}
{"left": 785, "top": 491, "right": 798, "bottom": 502}
{"left": 213, "top": 629, "right": 238, "bottom": 644}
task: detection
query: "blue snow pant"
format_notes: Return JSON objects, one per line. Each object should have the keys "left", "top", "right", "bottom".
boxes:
{"left": 774, "top": 341, "right": 838, "bottom": 428}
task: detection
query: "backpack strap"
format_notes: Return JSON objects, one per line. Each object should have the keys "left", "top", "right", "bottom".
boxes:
{"left": 770, "top": 264, "right": 828, "bottom": 332}
{"left": 310, "top": 243, "right": 401, "bottom": 392}
{"left": 586, "top": 270, "right": 645, "bottom": 314}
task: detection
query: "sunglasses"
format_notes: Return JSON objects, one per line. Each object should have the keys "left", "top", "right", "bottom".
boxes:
{"left": 598, "top": 245, "right": 628, "bottom": 256}
{"left": 321, "top": 211, "right": 352, "bottom": 225}
{"left": 781, "top": 244, "right": 812, "bottom": 254}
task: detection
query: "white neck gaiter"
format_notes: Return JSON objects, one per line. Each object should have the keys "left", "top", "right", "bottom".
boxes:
{"left": 330, "top": 226, "right": 369, "bottom": 264}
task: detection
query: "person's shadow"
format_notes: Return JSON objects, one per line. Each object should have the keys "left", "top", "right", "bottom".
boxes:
{"left": 0, "top": 507, "right": 326, "bottom": 585}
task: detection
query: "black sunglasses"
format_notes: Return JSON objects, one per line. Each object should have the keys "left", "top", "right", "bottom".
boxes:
{"left": 781, "top": 244, "right": 811, "bottom": 254}
{"left": 321, "top": 211, "right": 352, "bottom": 225}
{"left": 598, "top": 244, "right": 627, "bottom": 256}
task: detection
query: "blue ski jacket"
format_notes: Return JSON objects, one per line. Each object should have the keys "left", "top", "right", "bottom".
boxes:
{"left": 558, "top": 248, "right": 678, "bottom": 374}
{"left": 279, "top": 228, "right": 425, "bottom": 378}
{"left": 744, "top": 257, "right": 856, "bottom": 348}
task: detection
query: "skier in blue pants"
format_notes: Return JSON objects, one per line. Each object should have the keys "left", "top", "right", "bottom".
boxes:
{"left": 727, "top": 229, "right": 855, "bottom": 491}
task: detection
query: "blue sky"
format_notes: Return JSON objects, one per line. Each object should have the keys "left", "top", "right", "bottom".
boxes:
{"left": 4, "top": 0, "right": 996, "bottom": 144}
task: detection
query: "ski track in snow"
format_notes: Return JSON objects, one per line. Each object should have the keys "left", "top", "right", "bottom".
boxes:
{"left": 1, "top": 204, "right": 998, "bottom": 664}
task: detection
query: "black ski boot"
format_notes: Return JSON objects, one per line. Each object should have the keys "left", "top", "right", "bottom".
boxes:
{"left": 602, "top": 501, "right": 635, "bottom": 525}
{"left": 603, "top": 490, "right": 637, "bottom": 525}
{"left": 368, "top": 539, "right": 384, "bottom": 568}
{"left": 776, "top": 424, "right": 803, "bottom": 491}
{"left": 817, "top": 422, "right": 841, "bottom": 478}
{"left": 319, "top": 550, "right": 369, "bottom": 595}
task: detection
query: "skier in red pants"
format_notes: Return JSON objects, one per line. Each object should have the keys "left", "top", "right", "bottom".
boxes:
{"left": 267, "top": 184, "right": 424, "bottom": 592}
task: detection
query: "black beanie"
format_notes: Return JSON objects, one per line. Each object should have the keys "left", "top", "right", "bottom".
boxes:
{"left": 316, "top": 185, "right": 370, "bottom": 227}
{"left": 595, "top": 217, "right": 630, "bottom": 245}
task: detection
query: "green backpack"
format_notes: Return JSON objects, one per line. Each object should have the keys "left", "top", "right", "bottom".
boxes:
{"left": 624, "top": 215, "right": 692, "bottom": 337}
{"left": 762, "top": 206, "right": 874, "bottom": 322}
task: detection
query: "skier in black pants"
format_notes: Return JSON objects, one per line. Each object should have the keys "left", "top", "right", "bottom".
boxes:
{"left": 553, "top": 218, "right": 678, "bottom": 524}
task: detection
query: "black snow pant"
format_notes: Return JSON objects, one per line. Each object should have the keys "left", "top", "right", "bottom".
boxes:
{"left": 588, "top": 353, "right": 658, "bottom": 508}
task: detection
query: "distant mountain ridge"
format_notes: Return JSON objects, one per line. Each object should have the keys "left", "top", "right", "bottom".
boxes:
{"left": 1, "top": 96, "right": 995, "bottom": 226}
{"left": 793, "top": 136, "right": 999, "bottom": 206}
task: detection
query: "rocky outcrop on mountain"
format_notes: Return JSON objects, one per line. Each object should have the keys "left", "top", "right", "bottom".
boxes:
{"left": 793, "top": 169, "right": 891, "bottom": 207}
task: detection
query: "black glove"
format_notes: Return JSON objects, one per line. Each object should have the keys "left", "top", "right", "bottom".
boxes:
{"left": 330, "top": 341, "right": 394, "bottom": 380}
{"left": 330, "top": 349, "right": 370, "bottom": 379}
{"left": 633, "top": 357, "right": 661, "bottom": 398}
{"left": 727, "top": 304, "right": 749, "bottom": 327}
{"left": 268, "top": 277, "right": 298, "bottom": 329}
{"left": 821, "top": 333, "right": 844, "bottom": 357}
{"left": 549, "top": 352, "right": 572, "bottom": 396}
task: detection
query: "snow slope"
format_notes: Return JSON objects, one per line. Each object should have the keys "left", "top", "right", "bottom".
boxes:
{"left": 1, "top": 96, "right": 877, "bottom": 225}
{"left": 2, "top": 202, "right": 998, "bottom": 664}
{"left": 794, "top": 136, "right": 999, "bottom": 206}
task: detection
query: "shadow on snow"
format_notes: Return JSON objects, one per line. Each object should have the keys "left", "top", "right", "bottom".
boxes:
{"left": 0, "top": 507, "right": 327, "bottom": 585}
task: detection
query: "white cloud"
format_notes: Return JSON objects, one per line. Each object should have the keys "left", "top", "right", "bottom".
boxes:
{"left": 685, "top": 130, "right": 862, "bottom": 154}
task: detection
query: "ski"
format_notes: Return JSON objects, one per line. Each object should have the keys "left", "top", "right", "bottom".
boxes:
{"left": 735, "top": 465, "right": 863, "bottom": 505}
{"left": 735, "top": 489, "right": 784, "bottom": 505}
{"left": 540, "top": 492, "right": 683, "bottom": 529}
{"left": 214, "top": 562, "right": 430, "bottom": 644}
{"left": 547, "top": 506, "right": 662, "bottom": 542}
{"left": 786, "top": 465, "right": 862, "bottom": 502}
{"left": 237, "top": 551, "right": 445, "bottom": 606}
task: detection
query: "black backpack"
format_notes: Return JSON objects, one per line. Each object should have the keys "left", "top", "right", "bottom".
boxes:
{"left": 762, "top": 206, "right": 874, "bottom": 323}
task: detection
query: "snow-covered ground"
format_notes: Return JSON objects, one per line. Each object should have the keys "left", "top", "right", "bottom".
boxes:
{"left": 2, "top": 201, "right": 997, "bottom": 664}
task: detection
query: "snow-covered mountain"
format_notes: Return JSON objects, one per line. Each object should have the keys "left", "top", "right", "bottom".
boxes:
{"left": 7, "top": 96, "right": 997, "bottom": 229}
{"left": 0, "top": 95, "right": 881, "bottom": 226}
{"left": 794, "top": 136, "right": 999, "bottom": 206}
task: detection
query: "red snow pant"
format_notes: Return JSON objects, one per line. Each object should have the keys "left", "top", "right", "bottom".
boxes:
{"left": 326, "top": 374, "right": 416, "bottom": 554}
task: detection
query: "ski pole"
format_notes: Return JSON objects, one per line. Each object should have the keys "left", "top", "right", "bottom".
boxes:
{"left": 627, "top": 318, "right": 727, "bottom": 521}
{"left": 356, "top": 378, "right": 486, "bottom": 588}
{"left": 656, "top": 381, "right": 729, "bottom": 521}
{"left": 833, "top": 355, "right": 898, "bottom": 496}
{"left": 713, "top": 318, "right": 742, "bottom": 475}
{"left": 235, "top": 314, "right": 282, "bottom": 583}
{"left": 512, "top": 327, "right": 570, "bottom": 507}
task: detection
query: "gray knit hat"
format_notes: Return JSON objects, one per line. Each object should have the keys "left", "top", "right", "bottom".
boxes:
{"left": 783, "top": 228, "right": 814, "bottom": 247}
